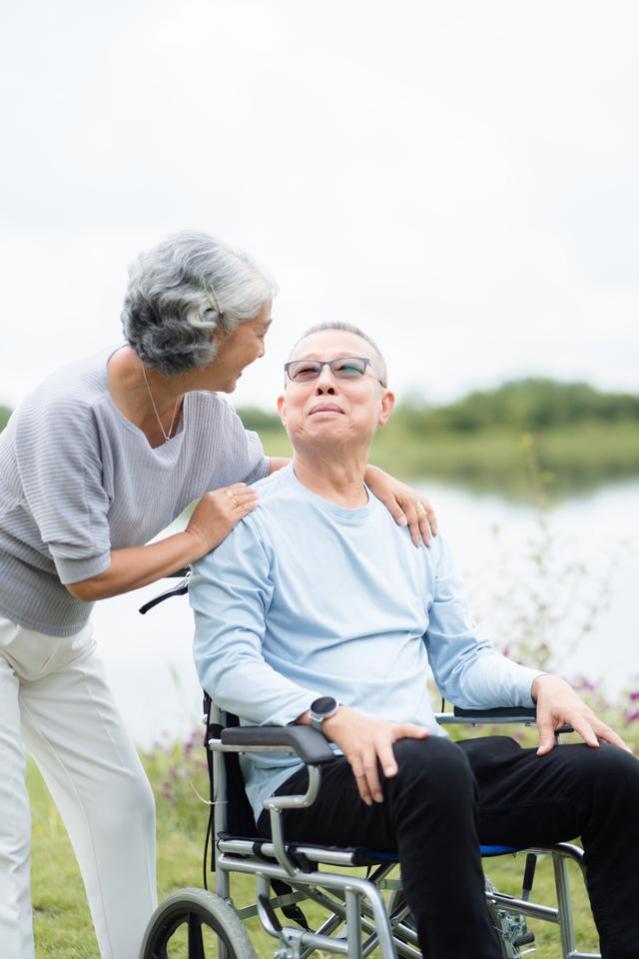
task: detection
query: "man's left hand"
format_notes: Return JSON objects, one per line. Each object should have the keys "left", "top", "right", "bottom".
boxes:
{"left": 532, "top": 674, "right": 631, "bottom": 756}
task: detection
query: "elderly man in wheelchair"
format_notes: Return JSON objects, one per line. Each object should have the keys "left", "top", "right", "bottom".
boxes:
{"left": 143, "top": 322, "right": 639, "bottom": 959}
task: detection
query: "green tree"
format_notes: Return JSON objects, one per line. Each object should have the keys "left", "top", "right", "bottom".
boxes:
{"left": 0, "top": 406, "right": 12, "bottom": 432}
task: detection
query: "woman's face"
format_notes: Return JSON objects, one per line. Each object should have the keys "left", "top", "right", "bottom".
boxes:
{"left": 209, "top": 304, "right": 272, "bottom": 392}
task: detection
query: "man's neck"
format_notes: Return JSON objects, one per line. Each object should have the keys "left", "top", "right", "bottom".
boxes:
{"left": 292, "top": 448, "right": 369, "bottom": 508}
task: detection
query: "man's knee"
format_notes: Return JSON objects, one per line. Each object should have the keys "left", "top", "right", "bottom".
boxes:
{"left": 391, "top": 735, "right": 476, "bottom": 807}
{"left": 575, "top": 744, "right": 639, "bottom": 805}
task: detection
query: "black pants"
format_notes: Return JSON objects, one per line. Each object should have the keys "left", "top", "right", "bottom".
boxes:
{"left": 257, "top": 736, "right": 639, "bottom": 959}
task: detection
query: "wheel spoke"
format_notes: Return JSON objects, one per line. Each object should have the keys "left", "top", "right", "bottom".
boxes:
{"left": 188, "top": 913, "right": 206, "bottom": 959}
{"left": 142, "top": 891, "right": 254, "bottom": 959}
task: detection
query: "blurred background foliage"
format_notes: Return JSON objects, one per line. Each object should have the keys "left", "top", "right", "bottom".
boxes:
{"left": 238, "top": 378, "right": 639, "bottom": 499}
{"left": 3, "top": 379, "right": 637, "bottom": 500}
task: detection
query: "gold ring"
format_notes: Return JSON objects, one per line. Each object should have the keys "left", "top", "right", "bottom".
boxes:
{"left": 415, "top": 502, "right": 427, "bottom": 518}
{"left": 225, "top": 489, "right": 240, "bottom": 509}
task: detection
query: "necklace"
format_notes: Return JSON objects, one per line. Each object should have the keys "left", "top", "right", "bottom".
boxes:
{"left": 141, "top": 365, "right": 179, "bottom": 443}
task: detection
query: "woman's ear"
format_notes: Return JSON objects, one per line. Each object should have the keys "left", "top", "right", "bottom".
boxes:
{"left": 211, "top": 324, "right": 229, "bottom": 345}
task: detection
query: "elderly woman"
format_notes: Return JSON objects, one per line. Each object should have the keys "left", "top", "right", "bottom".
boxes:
{"left": 0, "top": 230, "right": 435, "bottom": 959}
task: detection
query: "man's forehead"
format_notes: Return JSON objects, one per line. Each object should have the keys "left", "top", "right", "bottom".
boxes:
{"left": 290, "top": 329, "right": 376, "bottom": 361}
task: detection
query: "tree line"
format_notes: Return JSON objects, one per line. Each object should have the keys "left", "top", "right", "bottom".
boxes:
{"left": 1, "top": 379, "right": 637, "bottom": 438}
{"left": 238, "top": 378, "right": 639, "bottom": 435}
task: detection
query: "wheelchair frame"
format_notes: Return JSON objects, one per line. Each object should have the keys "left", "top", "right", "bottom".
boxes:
{"left": 140, "top": 702, "right": 601, "bottom": 959}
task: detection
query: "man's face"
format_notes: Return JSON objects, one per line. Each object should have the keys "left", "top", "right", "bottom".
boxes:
{"left": 277, "top": 329, "right": 394, "bottom": 452}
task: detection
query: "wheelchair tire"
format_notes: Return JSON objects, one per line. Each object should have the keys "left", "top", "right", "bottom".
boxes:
{"left": 139, "top": 887, "right": 257, "bottom": 959}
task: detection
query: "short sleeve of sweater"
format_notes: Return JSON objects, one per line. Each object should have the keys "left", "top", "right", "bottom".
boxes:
{"left": 17, "top": 397, "right": 112, "bottom": 584}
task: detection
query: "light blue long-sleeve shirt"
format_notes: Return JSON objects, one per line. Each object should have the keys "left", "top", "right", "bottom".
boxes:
{"left": 191, "top": 464, "right": 541, "bottom": 821}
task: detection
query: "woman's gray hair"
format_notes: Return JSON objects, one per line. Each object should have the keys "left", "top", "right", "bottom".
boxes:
{"left": 122, "top": 231, "right": 278, "bottom": 374}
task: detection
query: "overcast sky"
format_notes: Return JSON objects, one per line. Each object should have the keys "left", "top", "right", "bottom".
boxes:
{"left": 1, "top": 0, "right": 637, "bottom": 412}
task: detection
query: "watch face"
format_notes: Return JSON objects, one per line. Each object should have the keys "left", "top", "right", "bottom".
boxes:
{"left": 311, "top": 696, "right": 337, "bottom": 716}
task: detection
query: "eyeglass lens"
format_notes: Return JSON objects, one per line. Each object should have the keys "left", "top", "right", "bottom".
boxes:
{"left": 286, "top": 357, "right": 369, "bottom": 382}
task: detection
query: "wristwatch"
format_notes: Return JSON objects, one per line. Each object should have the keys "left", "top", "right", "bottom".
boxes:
{"left": 309, "top": 696, "right": 340, "bottom": 733}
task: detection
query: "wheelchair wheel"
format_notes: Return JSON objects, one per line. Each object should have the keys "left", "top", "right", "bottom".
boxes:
{"left": 140, "top": 887, "right": 257, "bottom": 959}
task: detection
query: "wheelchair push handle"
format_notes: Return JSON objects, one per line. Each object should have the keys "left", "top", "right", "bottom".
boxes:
{"left": 138, "top": 567, "right": 192, "bottom": 615}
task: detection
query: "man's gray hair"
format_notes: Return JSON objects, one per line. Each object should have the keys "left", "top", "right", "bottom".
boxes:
{"left": 291, "top": 321, "right": 388, "bottom": 386}
{"left": 122, "top": 231, "right": 278, "bottom": 375}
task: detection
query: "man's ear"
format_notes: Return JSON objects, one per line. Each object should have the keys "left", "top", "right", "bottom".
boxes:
{"left": 378, "top": 389, "right": 395, "bottom": 427}
{"left": 277, "top": 394, "right": 287, "bottom": 427}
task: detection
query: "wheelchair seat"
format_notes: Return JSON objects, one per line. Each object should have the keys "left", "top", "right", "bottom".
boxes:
{"left": 217, "top": 707, "right": 523, "bottom": 860}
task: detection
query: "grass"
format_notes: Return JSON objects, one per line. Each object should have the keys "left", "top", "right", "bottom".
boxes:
{"left": 30, "top": 730, "right": 602, "bottom": 958}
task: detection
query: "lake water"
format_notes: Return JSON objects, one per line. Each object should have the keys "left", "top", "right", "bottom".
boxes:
{"left": 94, "top": 479, "right": 639, "bottom": 748}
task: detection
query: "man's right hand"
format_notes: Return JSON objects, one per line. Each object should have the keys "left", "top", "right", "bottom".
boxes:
{"left": 321, "top": 706, "right": 429, "bottom": 806}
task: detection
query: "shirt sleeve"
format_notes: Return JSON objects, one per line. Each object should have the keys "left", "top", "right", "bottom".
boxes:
{"left": 190, "top": 517, "right": 320, "bottom": 725}
{"left": 425, "top": 538, "right": 542, "bottom": 709}
{"left": 17, "top": 398, "right": 112, "bottom": 584}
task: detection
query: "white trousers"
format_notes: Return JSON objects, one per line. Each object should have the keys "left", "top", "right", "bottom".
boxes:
{"left": 0, "top": 616, "right": 157, "bottom": 959}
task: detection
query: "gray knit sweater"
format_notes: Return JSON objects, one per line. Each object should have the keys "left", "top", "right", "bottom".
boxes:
{"left": 0, "top": 347, "right": 269, "bottom": 636}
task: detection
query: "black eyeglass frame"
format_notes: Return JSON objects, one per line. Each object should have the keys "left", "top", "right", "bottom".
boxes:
{"left": 283, "top": 356, "right": 387, "bottom": 387}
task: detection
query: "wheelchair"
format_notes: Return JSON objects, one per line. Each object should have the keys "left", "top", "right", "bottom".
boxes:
{"left": 139, "top": 696, "right": 600, "bottom": 959}
{"left": 138, "top": 571, "right": 599, "bottom": 959}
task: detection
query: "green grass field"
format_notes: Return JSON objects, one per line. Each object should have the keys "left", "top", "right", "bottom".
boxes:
{"left": 29, "top": 732, "right": 602, "bottom": 958}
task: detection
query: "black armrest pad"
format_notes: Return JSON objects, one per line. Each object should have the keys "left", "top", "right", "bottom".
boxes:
{"left": 453, "top": 706, "right": 538, "bottom": 721}
{"left": 220, "top": 725, "right": 335, "bottom": 764}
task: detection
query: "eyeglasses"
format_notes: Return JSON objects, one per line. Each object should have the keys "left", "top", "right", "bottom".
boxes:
{"left": 284, "top": 356, "right": 386, "bottom": 386}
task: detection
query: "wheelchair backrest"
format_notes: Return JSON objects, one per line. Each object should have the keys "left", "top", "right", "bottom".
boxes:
{"left": 205, "top": 696, "right": 260, "bottom": 839}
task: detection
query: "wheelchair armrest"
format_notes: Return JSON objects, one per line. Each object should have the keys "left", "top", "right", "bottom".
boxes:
{"left": 454, "top": 706, "right": 537, "bottom": 722}
{"left": 438, "top": 706, "right": 572, "bottom": 734}
{"left": 220, "top": 724, "right": 335, "bottom": 765}
{"left": 435, "top": 706, "right": 538, "bottom": 725}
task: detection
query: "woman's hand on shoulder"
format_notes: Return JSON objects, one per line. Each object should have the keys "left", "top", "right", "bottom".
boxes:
{"left": 186, "top": 483, "right": 259, "bottom": 557}
{"left": 364, "top": 466, "right": 437, "bottom": 548}
{"left": 65, "top": 485, "right": 258, "bottom": 601}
